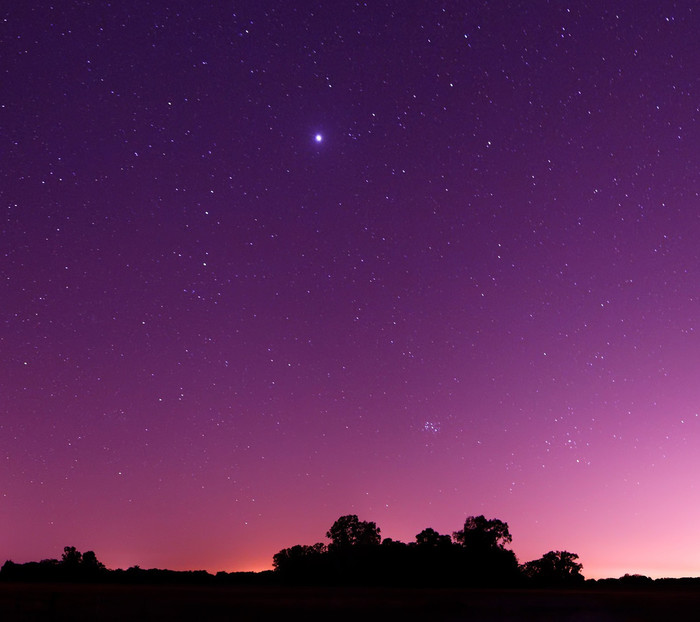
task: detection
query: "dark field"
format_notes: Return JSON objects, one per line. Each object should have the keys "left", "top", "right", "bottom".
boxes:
{"left": 2, "top": 583, "right": 700, "bottom": 621}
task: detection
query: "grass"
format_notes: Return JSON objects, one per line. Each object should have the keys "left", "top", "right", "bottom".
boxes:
{"left": 2, "top": 583, "right": 700, "bottom": 620}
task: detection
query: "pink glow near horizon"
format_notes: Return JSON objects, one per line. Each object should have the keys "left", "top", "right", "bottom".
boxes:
{"left": 2, "top": 2, "right": 700, "bottom": 581}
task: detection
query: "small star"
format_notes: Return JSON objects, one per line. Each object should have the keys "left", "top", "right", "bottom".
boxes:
{"left": 314, "top": 134, "right": 323, "bottom": 143}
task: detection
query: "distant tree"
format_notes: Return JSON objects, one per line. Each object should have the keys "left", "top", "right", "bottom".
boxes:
{"left": 380, "top": 537, "right": 409, "bottom": 552}
{"left": 0, "top": 560, "right": 18, "bottom": 580}
{"left": 61, "top": 546, "right": 82, "bottom": 569}
{"left": 408, "top": 528, "right": 459, "bottom": 586}
{"left": 81, "top": 550, "right": 106, "bottom": 576}
{"left": 415, "top": 528, "right": 452, "bottom": 548}
{"left": 618, "top": 573, "right": 653, "bottom": 586}
{"left": 522, "top": 550, "right": 584, "bottom": 585}
{"left": 453, "top": 516, "right": 512, "bottom": 550}
{"left": 272, "top": 543, "right": 326, "bottom": 574}
{"left": 56, "top": 547, "right": 107, "bottom": 580}
{"left": 452, "top": 516, "right": 519, "bottom": 586}
{"left": 326, "top": 515, "right": 381, "bottom": 550}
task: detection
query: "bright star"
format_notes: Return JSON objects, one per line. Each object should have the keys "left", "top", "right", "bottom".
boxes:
{"left": 315, "top": 134, "right": 323, "bottom": 143}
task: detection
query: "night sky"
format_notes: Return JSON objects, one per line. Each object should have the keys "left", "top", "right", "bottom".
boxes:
{"left": 2, "top": 2, "right": 699, "bottom": 579}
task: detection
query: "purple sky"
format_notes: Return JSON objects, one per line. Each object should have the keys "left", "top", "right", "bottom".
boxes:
{"left": 2, "top": 2, "right": 700, "bottom": 578}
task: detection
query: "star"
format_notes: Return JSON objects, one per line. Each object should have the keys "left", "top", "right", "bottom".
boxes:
{"left": 314, "top": 133, "right": 323, "bottom": 143}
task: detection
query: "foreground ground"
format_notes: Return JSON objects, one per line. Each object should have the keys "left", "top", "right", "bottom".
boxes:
{"left": 2, "top": 583, "right": 700, "bottom": 621}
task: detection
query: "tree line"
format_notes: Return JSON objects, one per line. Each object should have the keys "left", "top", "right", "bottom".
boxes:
{"left": 2, "top": 514, "right": 585, "bottom": 587}
{"left": 0, "top": 546, "right": 259, "bottom": 585}
{"left": 1, "top": 546, "right": 108, "bottom": 583}
{"left": 273, "top": 514, "right": 584, "bottom": 587}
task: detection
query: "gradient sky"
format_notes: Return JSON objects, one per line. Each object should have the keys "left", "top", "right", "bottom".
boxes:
{"left": 2, "top": 1, "right": 699, "bottom": 579}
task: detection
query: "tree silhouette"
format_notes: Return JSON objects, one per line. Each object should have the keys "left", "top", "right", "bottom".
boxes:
{"left": 268, "top": 513, "right": 583, "bottom": 588}
{"left": 56, "top": 546, "right": 106, "bottom": 580}
{"left": 522, "top": 550, "right": 584, "bottom": 586}
{"left": 272, "top": 543, "right": 326, "bottom": 578}
{"left": 452, "top": 516, "right": 519, "bottom": 586}
{"left": 61, "top": 546, "right": 82, "bottom": 568}
{"left": 326, "top": 514, "right": 381, "bottom": 550}
{"left": 415, "top": 527, "right": 452, "bottom": 548}
{"left": 81, "top": 550, "right": 106, "bottom": 573}
{"left": 453, "top": 515, "right": 512, "bottom": 550}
